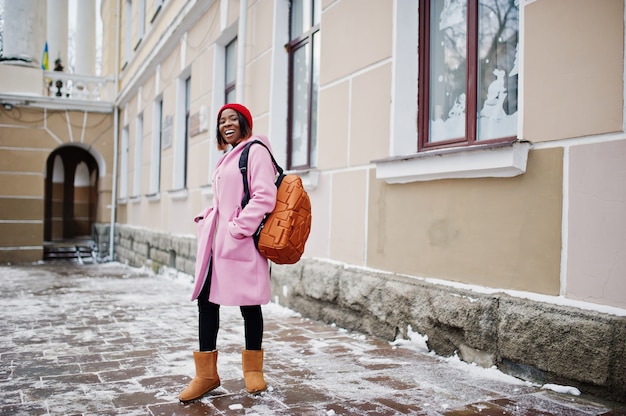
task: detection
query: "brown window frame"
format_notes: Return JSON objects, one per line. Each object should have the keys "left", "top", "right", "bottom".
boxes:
{"left": 287, "top": 0, "right": 320, "bottom": 170}
{"left": 418, "top": 0, "right": 518, "bottom": 152}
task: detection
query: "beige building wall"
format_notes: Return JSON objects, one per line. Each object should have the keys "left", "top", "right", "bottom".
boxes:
{"left": 524, "top": 0, "right": 624, "bottom": 141}
{"left": 367, "top": 148, "right": 563, "bottom": 295}
{"left": 107, "top": 0, "right": 626, "bottom": 310}
{"left": 567, "top": 140, "right": 626, "bottom": 309}
{"left": 0, "top": 107, "right": 114, "bottom": 262}
{"left": 115, "top": 1, "right": 223, "bottom": 237}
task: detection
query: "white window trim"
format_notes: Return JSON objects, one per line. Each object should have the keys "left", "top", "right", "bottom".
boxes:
{"left": 207, "top": 25, "right": 238, "bottom": 188}
{"left": 374, "top": 141, "right": 531, "bottom": 184}
{"left": 138, "top": 0, "right": 146, "bottom": 41}
{"left": 133, "top": 113, "right": 143, "bottom": 197}
{"left": 149, "top": 97, "right": 162, "bottom": 196}
{"left": 119, "top": 126, "right": 129, "bottom": 199}
{"left": 378, "top": 0, "right": 528, "bottom": 184}
{"left": 124, "top": 0, "right": 132, "bottom": 64}
{"left": 267, "top": 0, "right": 289, "bottom": 170}
{"left": 287, "top": 169, "right": 320, "bottom": 191}
{"left": 173, "top": 70, "right": 191, "bottom": 191}
{"left": 390, "top": 0, "right": 419, "bottom": 157}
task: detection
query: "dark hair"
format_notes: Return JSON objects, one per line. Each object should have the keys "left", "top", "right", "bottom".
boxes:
{"left": 216, "top": 111, "right": 252, "bottom": 149}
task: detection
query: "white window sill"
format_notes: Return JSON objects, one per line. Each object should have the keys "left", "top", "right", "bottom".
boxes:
{"left": 287, "top": 168, "right": 320, "bottom": 191}
{"left": 201, "top": 185, "right": 214, "bottom": 198}
{"left": 198, "top": 169, "right": 319, "bottom": 199}
{"left": 168, "top": 188, "right": 189, "bottom": 200}
{"left": 373, "top": 141, "right": 531, "bottom": 184}
{"left": 146, "top": 193, "right": 161, "bottom": 202}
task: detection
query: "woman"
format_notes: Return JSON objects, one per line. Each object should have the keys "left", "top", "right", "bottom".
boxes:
{"left": 178, "top": 103, "right": 277, "bottom": 403}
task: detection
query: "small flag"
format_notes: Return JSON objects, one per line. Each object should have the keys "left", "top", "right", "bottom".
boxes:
{"left": 42, "top": 42, "right": 49, "bottom": 71}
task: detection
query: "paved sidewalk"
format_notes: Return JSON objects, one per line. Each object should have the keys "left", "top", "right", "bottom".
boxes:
{"left": 0, "top": 262, "right": 624, "bottom": 416}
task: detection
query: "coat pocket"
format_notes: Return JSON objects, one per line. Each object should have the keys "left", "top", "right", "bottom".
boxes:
{"left": 220, "top": 231, "right": 253, "bottom": 261}
{"left": 218, "top": 207, "right": 252, "bottom": 261}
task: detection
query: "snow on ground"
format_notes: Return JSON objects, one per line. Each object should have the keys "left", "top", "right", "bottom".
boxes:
{"left": 149, "top": 264, "right": 584, "bottom": 398}
{"left": 0, "top": 261, "right": 592, "bottom": 415}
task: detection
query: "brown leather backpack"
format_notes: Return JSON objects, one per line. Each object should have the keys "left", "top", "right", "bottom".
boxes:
{"left": 239, "top": 140, "right": 312, "bottom": 264}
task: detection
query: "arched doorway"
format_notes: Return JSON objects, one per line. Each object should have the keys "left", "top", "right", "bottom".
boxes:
{"left": 44, "top": 146, "right": 99, "bottom": 244}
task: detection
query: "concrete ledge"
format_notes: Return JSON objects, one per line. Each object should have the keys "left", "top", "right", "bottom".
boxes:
{"left": 269, "top": 258, "right": 626, "bottom": 402}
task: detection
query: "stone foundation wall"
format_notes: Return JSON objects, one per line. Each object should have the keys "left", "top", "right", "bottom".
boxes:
{"left": 93, "top": 223, "right": 111, "bottom": 261}
{"left": 109, "top": 224, "right": 196, "bottom": 276}
{"left": 269, "top": 259, "right": 626, "bottom": 402}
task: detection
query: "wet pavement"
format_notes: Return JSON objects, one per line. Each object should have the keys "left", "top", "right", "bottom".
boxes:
{"left": 0, "top": 262, "right": 625, "bottom": 416}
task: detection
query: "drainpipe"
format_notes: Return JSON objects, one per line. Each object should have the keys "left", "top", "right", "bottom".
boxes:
{"left": 235, "top": 0, "right": 247, "bottom": 103}
{"left": 108, "top": 0, "right": 121, "bottom": 261}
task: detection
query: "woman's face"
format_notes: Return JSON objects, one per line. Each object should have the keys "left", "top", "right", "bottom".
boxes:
{"left": 218, "top": 109, "right": 245, "bottom": 147}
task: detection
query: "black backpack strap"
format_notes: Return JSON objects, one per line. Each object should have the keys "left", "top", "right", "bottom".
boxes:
{"left": 239, "top": 140, "right": 284, "bottom": 209}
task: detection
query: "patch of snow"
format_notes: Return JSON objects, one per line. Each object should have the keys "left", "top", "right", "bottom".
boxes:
{"left": 391, "top": 324, "right": 429, "bottom": 354}
{"left": 442, "top": 353, "right": 531, "bottom": 386}
{"left": 358, "top": 356, "right": 402, "bottom": 365}
{"left": 263, "top": 302, "right": 300, "bottom": 318}
{"left": 542, "top": 383, "right": 581, "bottom": 396}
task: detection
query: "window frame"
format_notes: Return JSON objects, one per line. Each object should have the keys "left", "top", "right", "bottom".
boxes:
{"left": 119, "top": 126, "right": 129, "bottom": 200}
{"left": 132, "top": 113, "right": 143, "bottom": 198}
{"left": 172, "top": 73, "right": 191, "bottom": 192}
{"left": 183, "top": 76, "right": 191, "bottom": 188}
{"left": 151, "top": 0, "right": 164, "bottom": 23}
{"left": 224, "top": 38, "right": 237, "bottom": 103}
{"left": 136, "top": 0, "right": 146, "bottom": 49}
{"left": 372, "top": 0, "right": 528, "bottom": 184}
{"left": 206, "top": 28, "right": 238, "bottom": 191}
{"left": 148, "top": 97, "right": 163, "bottom": 196}
{"left": 124, "top": 0, "right": 132, "bottom": 65}
{"left": 417, "top": 0, "right": 518, "bottom": 152}
{"left": 286, "top": 0, "right": 320, "bottom": 170}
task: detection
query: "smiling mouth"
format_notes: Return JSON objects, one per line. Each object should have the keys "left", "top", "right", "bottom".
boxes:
{"left": 225, "top": 129, "right": 235, "bottom": 137}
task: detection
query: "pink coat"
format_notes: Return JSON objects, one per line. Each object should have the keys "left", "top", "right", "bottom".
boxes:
{"left": 191, "top": 135, "right": 277, "bottom": 306}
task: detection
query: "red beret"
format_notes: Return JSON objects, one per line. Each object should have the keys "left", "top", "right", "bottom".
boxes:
{"left": 217, "top": 103, "right": 253, "bottom": 130}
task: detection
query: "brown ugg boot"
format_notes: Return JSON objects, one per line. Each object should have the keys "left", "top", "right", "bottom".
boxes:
{"left": 178, "top": 350, "right": 220, "bottom": 403}
{"left": 242, "top": 349, "right": 267, "bottom": 394}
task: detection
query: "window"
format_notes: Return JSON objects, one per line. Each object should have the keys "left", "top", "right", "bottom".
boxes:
{"left": 149, "top": 98, "right": 162, "bottom": 195}
{"left": 418, "top": 0, "right": 519, "bottom": 150}
{"left": 184, "top": 77, "right": 190, "bottom": 188}
{"left": 151, "top": 0, "right": 164, "bottom": 23}
{"left": 287, "top": 0, "right": 320, "bottom": 170}
{"left": 225, "top": 38, "right": 237, "bottom": 103}
{"left": 137, "top": 0, "right": 146, "bottom": 47}
{"left": 120, "top": 126, "right": 129, "bottom": 199}
{"left": 133, "top": 114, "right": 143, "bottom": 197}
{"left": 124, "top": 0, "right": 132, "bottom": 64}
{"left": 173, "top": 75, "right": 190, "bottom": 191}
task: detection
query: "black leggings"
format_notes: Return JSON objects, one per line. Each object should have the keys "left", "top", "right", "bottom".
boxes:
{"left": 197, "top": 276, "right": 263, "bottom": 351}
